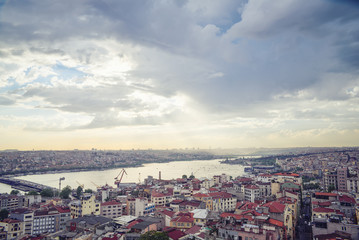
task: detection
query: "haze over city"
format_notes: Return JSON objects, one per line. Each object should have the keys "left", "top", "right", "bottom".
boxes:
{"left": 1, "top": 0, "right": 359, "bottom": 150}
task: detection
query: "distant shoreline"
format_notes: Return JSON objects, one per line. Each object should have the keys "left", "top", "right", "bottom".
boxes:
{"left": 1, "top": 157, "right": 222, "bottom": 178}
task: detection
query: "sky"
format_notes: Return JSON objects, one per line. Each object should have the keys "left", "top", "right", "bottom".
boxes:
{"left": 0, "top": 0, "right": 359, "bottom": 150}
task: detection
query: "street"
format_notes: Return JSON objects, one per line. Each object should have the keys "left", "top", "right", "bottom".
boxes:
{"left": 296, "top": 197, "right": 312, "bottom": 240}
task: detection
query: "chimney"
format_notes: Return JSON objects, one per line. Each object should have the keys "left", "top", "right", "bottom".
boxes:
{"left": 159, "top": 171, "right": 161, "bottom": 180}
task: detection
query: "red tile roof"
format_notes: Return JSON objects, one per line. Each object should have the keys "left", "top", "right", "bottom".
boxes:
{"left": 268, "top": 218, "right": 284, "bottom": 227}
{"left": 185, "top": 225, "right": 202, "bottom": 235}
{"left": 312, "top": 207, "right": 335, "bottom": 213}
{"left": 238, "top": 215, "right": 254, "bottom": 221}
{"left": 237, "top": 177, "right": 253, "bottom": 182}
{"left": 318, "top": 201, "right": 332, "bottom": 207}
{"left": 102, "top": 234, "right": 120, "bottom": 240}
{"left": 193, "top": 193, "right": 210, "bottom": 198}
{"left": 11, "top": 208, "right": 33, "bottom": 214}
{"left": 171, "top": 215, "right": 194, "bottom": 223}
{"left": 151, "top": 190, "right": 172, "bottom": 198}
{"left": 126, "top": 219, "right": 143, "bottom": 229}
{"left": 101, "top": 201, "right": 122, "bottom": 206}
{"left": 314, "top": 232, "right": 351, "bottom": 240}
{"left": 262, "top": 201, "right": 286, "bottom": 213}
{"left": 277, "top": 197, "right": 297, "bottom": 204}
{"left": 208, "top": 192, "right": 232, "bottom": 198}
{"left": 160, "top": 210, "right": 176, "bottom": 218}
{"left": 54, "top": 206, "right": 71, "bottom": 213}
{"left": 238, "top": 201, "right": 259, "bottom": 210}
{"left": 167, "top": 188, "right": 174, "bottom": 195}
{"left": 274, "top": 173, "right": 300, "bottom": 177}
{"left": 339, "top": 195, "right": 356, "bottom": 204}
{"left": 220, "top": 212, "right": 242, "bottom": 220}
{"left": 240, "top": 210, "right": 261, "bottom": 216}
{"left": 2, "top": 218, "right": 21, "bottom": 223}
{"left": 167, "top": 229, "right": 186, "bottom": 240}
{"left": 197, "top": 232, "right": 206, "bottom": 239}
{"left": 180, "top": 200, "right": 201, "bottom": 207}
{"left": 315, "top": 192, "right": 337, "bottom": 197}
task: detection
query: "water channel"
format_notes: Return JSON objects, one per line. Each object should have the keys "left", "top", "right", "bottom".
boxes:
{"left": 0, "top": 159, "right": 246, "bottom": 193}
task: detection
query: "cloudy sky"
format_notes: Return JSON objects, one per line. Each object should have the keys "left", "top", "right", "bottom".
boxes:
{"left": 0, "top": 0, "right": 359, "bottom": 150}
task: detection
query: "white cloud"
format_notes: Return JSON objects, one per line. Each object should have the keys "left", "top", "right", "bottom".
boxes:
{"left": 0, "top": 0, "right": 359, "bottom": 149}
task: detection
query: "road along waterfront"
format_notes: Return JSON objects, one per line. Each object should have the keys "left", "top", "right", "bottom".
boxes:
{"left": 0, "top": 159, "right": 245, "bottom": 192}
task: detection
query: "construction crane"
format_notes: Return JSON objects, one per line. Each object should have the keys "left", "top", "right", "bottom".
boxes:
{"left": 91, "top": 181, "right": 100, "bottom": 189}
{"left": 58, "top": 177, "right": 65, "bottom": 196}
{"left": 114, "top": 168, "right": 127, "bottom": 188}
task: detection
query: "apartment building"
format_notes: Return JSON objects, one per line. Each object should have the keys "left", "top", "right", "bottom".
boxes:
{"left": 33, "top": 208, "right": 60, "bottom": 235}
{"left": 244, "top": 185, "right": 260, "bottom": 203}
{"left": 101, "top": 201, "right": 122, "bottom": 219}
{"left": 337, "top": 167, "right": 348, "bottom": 192}
{"left": 207, "top": 192, "right": 236, "bottom": 212}
{"left": 70, "top": 194, "right": 100, "bottom": 218}
{"left": 0, "top": 195, "right": 23, "bottom": 211}
{"left": 151, "top": 191, "right": 172, "bottom": 206}
{"left": 9, "top": 208, "right": 33, "bottom": 235}
{"left": 127, "top": 198, "right": 155, "bottom": 216}
{"left": 0, "top": 218, "right": 24, "bottom": 240}
{"left": 54, "top": 206, "right": 71, "bottom": 231}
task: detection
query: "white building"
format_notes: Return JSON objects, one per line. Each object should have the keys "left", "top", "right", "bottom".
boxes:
{"left": 127, "top": 198, "right": 155, "bottom": 216}
{"left": 244, "top": 185, "right": 260, "bottom": 203}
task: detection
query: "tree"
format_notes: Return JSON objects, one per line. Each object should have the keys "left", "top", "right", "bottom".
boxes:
{"left": 10, "top": 190, "right": 19, "bottom": 195}
{"left": 328, "top": 184, "right": 336, "bottom": 193}
{"left": 302, "top": 176, "right": 315, "bottom": 183}
{"left": 76, "top": 186, "right": 83, "bottom": 198}
{"left": 182, "top": 174, "right": 188, "bottom": 179}
{"left": 0, "top": 209, "right": 9, "bottom": 220}
{"left": 84, "top": 189, "right": 93, "bottom": 193}
{"left": 40, "top": 188, "right": 54, "bottom": 197}
{"left": 189, "top": 174, "right": 195, "bottom": 179}
{"left": 27, "top": 190, "right": 39, "bottom": 195}
{"left": 303, "top": 183, "right": 320, "bottom": 190}
{"left": 60, "top": 186, "right": 72, "bottom": 199}
{"left": 139, "top": 231, "right": 169, "bottom": 240}
{"left": 131, "top": 190, "right": 139, "bottom": 197}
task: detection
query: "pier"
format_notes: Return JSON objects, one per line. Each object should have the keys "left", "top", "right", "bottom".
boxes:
{"left": 0, "top": 177, "right": 56, "bottom": 193}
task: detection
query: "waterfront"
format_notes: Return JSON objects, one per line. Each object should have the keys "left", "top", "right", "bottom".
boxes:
{"left": 0, "top": 183, "right": 13, "bottom": 193}
{"left": 0, "top": 159, "right": 245, "bottom": 193}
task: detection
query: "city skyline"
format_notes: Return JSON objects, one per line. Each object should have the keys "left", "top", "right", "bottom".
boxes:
{"left": 1, "top": 0, "right": 359, "bottom": 150}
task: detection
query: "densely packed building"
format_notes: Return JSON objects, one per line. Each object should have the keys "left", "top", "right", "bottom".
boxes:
{"left": 0, "top": 148, "right": 359, "bottom": 239}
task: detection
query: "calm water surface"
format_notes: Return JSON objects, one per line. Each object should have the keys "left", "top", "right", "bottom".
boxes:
{"left": 1, "top": 159, "right": 245, "bottom": 193}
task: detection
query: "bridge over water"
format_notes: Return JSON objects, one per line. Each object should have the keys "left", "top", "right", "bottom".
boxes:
{"left": 0, "top": 177, "right": 57, "bottom": 193}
